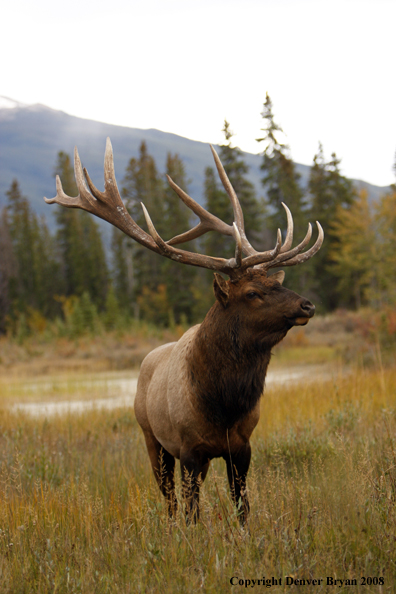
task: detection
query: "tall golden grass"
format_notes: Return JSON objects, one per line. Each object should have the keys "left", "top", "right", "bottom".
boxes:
{"left": 0, "top": 366, "right": 395, "bottom": 592}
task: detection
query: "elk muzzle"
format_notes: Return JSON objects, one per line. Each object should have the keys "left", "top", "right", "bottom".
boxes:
{"left": 288, "top": 299, "right": 315, "bottom": 326}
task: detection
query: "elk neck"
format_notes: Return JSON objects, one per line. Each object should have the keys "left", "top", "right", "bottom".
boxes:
{"left": 186, "top": 300, "right": 275, "bottom": 430}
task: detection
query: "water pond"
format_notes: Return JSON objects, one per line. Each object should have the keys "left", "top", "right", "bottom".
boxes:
{"left": 2, "top": 365, "right": 335, "bottom": 417}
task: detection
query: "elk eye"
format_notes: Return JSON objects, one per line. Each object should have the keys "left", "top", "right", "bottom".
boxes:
{"left": 247, "top": 292, "right": 259, "bottom": 300}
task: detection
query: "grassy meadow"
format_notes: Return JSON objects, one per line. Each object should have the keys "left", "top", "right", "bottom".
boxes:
{"left": 0, "top": 314, "right": 395, "bottom": 592}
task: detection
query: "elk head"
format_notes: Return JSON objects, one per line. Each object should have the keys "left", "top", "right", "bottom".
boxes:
{"left": 213, "top": 268, "right": 315, "bottom": 341}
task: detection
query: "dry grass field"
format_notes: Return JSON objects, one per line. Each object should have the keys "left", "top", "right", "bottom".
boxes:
{"left": 0, "top": 314, "right": 395, "bottom": 593}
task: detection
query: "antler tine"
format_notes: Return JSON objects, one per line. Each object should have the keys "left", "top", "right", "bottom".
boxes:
{"left": 104, "top": 136, "right": 116, "bottom": 186}
{"left": 44, "top": 150, "right": 94, "bottom": 211}
{"left": 82, "top": 137, "right": 120, "bottom": 205}
{"left": 165, "top": 146, "right": 258, "bottom": 259}
{"left": 209, "top": 146, "right": 296, "bottom": 261}
{"left": 103, "top": 137, "right": 122, "bottom": 200}
{"left": 165, "top": 174, "right": 233, "bottom": 246}
{"left": 233, "top": 222, "right": 242, "bottom": 268}
{"left": 239, "top": 228, "right": 283, "bottom": 270}
{"left": 209, "top": 145, "right": 244, "bottom": 230}
{"left": 240, "top": 222, "right": 311, "bottom": 271}
{"left": 141, "top": 203, "right": 173, "bottom": 256}
{"left": 73, "top": 146, "right": 99, "bottom": 208}
{"left": 257, "top": 221, "right": 324, "bottom": 271}
{"left": 141, "top": 203, "right": 240, "bottom": 274}
{"left": 44, "top": 175, "right": 67, "bottom": 206}
{"left": 210, "top": 145, "right": 258, "bottom": 256}
{"left": 45, "top": 140, "right": 162, "bottom": 253}
{"left": 279, "top": 202, "right": 293, "bottom": 253}
{"left": 261, "top": 223, "right": 313, "bottom": 269}
{"left": 269, "top": 221, "right": 324, "bottom": 268}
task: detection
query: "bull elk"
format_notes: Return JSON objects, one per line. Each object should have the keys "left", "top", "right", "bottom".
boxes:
{"left": 45, "top": 138, "right": 323, "bottom": 523}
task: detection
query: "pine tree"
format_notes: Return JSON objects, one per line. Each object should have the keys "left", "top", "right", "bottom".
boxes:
{"left": 121, "top": 142, "right": 165, "bottom": 299}
{"left": 194, "top": 165, "right": 235, "bottom": 315}
{"left": 103, "top": 284, "right": 122, "bottom": 331}
{"left": 6, "top": 180, "right": 36, "bottom": 312}
{"left": 219, "top": 120, "right": 264, "bottom": 247}
{"left": 31, "top": 214, "right": 64, "bottom": 318}
{"left": 256, "top": 94, "right": 307, "bottom": 293}
{"left": 163, "top": 153, "right": 192, "bottom": 240}
{"left": 54, "top": 152, "right": 87, "bottom": 298}
{"left": 54, "top": 152, "right": 109, "bottom": 308}
{"left": 111, "top": 227, "right": 134, "bottom": 313}
{"left": 203, "top": 166, "right": 234, "bottom": 258}
{"left": 5, "top": 179, "right": 63, "bottom": 323}
{"left": 82, "top": 212, "right": 109, "bottom": 309}
{"left": 0, "top": 208, "right": 15, "bottom": 332}
{"left": 256, "top": 94, "right": 306, "bottom": 238}
{"left": 310, "top": 145, "right": 355, "bottom": 220}
{"left": 392, "top": 149, "right": 396, "bottom": 191}
{"left": 162, "top": 152, "right": 196, "bottom": 323}
{"left": 308, "top": 144, "right": 356, "bottom": 310}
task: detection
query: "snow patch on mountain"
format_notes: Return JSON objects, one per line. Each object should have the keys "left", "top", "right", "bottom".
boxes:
{"left": 0, "top": 96, "right": 28, "bottom": 110}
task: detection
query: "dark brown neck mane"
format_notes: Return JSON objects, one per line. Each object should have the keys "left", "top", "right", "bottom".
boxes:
{"left": 187, "top": 301, "right": 287, "bottom": 430}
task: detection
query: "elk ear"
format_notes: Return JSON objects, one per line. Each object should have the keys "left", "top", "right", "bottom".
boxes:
{"left": 213, "top": 273, "right": 230, "bottom": 308}
{"left": 270, "top": 270, "right": 285, "bottom": 285}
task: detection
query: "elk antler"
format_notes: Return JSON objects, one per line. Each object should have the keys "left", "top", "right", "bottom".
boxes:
{"left": 45, "top": 138, "right": 323, "bottom": 279}
{"left": 163, "top": 144, "right": 323, "bottom": 273}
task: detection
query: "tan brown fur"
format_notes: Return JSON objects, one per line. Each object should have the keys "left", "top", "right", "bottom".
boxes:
{"left": 134, "top": 270, "right": 315, "bottom": 522}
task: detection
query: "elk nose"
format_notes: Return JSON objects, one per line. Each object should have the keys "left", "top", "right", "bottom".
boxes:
{"left": 300, "top": 299, "right": 315, "bottom": 318}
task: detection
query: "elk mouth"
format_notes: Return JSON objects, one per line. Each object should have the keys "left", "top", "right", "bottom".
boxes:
{"left": 289, "top": 316, "right": 310, "bottom": 326}
{"left": 286, "top": 312, "right": 314, "bottom": 327}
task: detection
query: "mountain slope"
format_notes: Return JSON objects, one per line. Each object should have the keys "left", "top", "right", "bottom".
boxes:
{"left": 0, "top": 100, "right": 390, "bottom": 230}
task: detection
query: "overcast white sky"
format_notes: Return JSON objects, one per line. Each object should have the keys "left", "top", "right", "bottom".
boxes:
{"left": 2, "top": 0, "right": 395, "bottom": 187}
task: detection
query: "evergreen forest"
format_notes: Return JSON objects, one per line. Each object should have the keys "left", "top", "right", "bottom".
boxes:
{"left": 1, "top": 94, "right": 396, "bottom": 341}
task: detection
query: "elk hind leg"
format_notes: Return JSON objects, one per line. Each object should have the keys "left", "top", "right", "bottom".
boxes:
{"left": 143, "top": 430, "right": 177, "bottom": 517}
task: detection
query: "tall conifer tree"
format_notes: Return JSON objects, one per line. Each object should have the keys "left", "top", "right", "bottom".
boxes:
{"left": 6, "top": 180, "right": 62, "bottom": 320}
{"left": 219, "top": 120, "right": 263, "bottom": 246}
{"left": 203, "top": 166, "right": 233, "bottom": 258}
{"left": 256, "top": 94, "right": 305, "bottom": 237}
{"left": 111, "top": 227, "right": 134, "bottom": 313}
{"left": 162, "top": 152, "right": 196, "bottom": 323}
{"left": 256, "top": 94, "right": 306, "bottom": 292}
{"left": 0, "top": 208, "right": 16, "bottom": 332}
{"left": 308, "top": 143, "right": 355, "bottom": 309}
{"left": 121, "top": 142, "right": 165, "bottom": 303}
{"left": 54, "top": 152, "right": 108, "bottom": 308}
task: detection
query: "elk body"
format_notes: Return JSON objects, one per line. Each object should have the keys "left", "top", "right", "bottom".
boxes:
{"left": 46, "top": 139, "right": 323, "bottom": 523}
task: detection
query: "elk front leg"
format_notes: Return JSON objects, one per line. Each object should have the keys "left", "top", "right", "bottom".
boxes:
{"left": 180, "top": 451, "right": 210, "bottom": 524}
{"left": 224, "top": 443, "right": 251, "bottom": 524}
{"left": 142, "top": 430, "right": 177, "bottom": 518}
